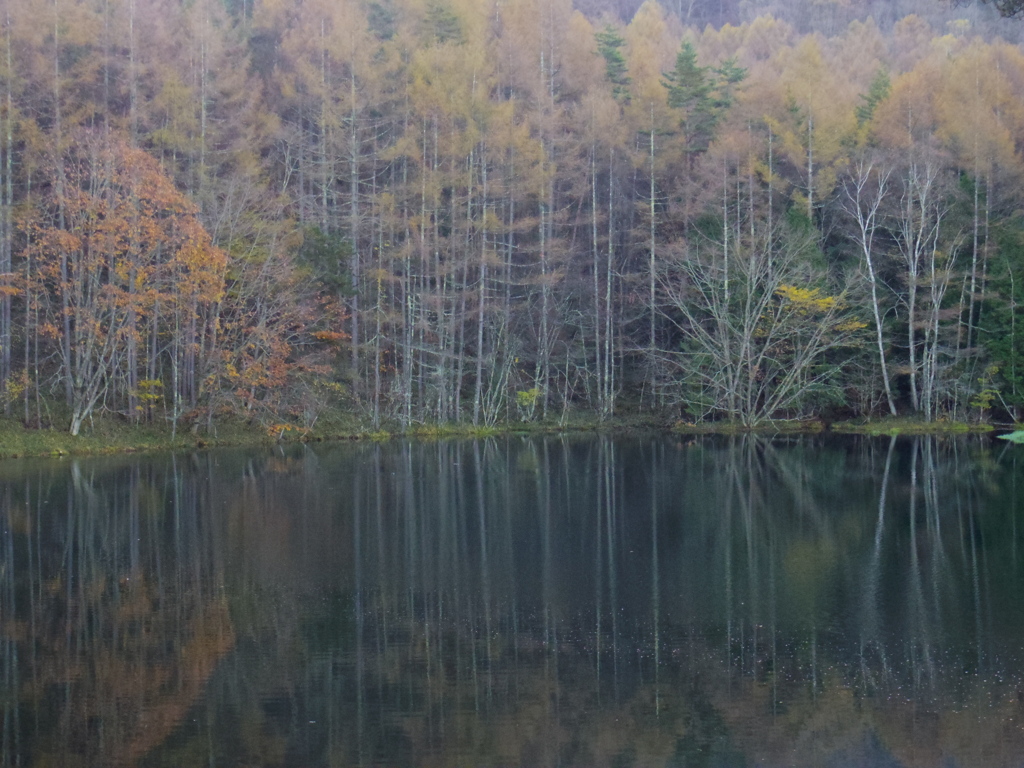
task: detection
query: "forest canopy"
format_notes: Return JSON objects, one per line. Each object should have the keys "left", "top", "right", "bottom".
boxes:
{"left": 0, "top": 0, "right": 1023, "bottom": 431}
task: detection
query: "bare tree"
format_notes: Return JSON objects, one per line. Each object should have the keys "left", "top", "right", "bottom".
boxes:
{"left": 841, "top": 156, "right": 898, "bottom": 415}
{"left": 892, "top": 156, "right": 959, "bottom": 419}
{"left": 659, "top": 224, "right": 865, "bottom": 425}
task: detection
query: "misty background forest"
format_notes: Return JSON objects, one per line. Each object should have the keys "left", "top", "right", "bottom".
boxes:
{"left": 2, "top": 0, "right": 1024, "bottom": 433}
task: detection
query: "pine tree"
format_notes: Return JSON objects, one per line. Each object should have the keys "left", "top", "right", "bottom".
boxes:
{"left": 425, "top": 1, "right": 462, "bottom": 45}
{"left": 856, "top": 68, "right": 891, "bottom": 127}
{"left": 595, "top": 25, "right": 630, "bottom": 102}
{"left": 662, "top": 41, "right": 716, "bottom": 155}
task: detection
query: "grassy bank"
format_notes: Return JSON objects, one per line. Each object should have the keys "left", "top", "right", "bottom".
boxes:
{"left": 828, "top": 417, "right": 998, "bottom": 436}
{"left": 669, "top": 416, "right": 1008, "bottom": 437}
{"left": 0, "top": 416, "right": 272, "bottom": 458}
{"left": 0, "top": 411, "right": 1009, "bottom": 460}
{"left": 0, "top": 411, "right": 604, "bottom": 459}
{"left": 670, "top": 418, "right": 827, "bottom": 435}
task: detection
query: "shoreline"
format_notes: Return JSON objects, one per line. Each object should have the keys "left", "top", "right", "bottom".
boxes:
{"left": 0, "top": 414, "right": 1009, "bottom": 460}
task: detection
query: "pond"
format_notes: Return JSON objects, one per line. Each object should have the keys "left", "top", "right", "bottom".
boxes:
{"left": 1, "top": 434, "right": 1023, "bottom": 767}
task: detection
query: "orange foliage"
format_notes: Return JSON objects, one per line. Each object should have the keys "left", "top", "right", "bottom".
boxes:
{"left": 25, "top": 130, "right": 227, "bottom": 432}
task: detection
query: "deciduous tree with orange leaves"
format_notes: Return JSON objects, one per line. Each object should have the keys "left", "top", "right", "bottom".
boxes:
{"left": 24, "top": 131, "right": 226, "bottom": 434}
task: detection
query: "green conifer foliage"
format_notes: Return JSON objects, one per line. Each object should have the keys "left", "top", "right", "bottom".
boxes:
{"left": 425, "top": 1, "right": 462, "bottom": 44}
{"left": 856, "top": 68, "right": 891, "bottom": 127}
{"left": 663, "top": 41, "right": 744, "bottom": 155}
{"left": 595, "top": 25, "right": 631, "bottom": 101}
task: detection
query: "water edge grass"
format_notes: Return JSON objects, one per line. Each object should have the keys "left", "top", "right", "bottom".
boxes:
{"left": 0, "top": 410, "right": 1009, "bottom": 459}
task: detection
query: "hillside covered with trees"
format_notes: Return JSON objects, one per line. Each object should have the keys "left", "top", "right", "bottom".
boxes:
{"left": 2, "top": 0, "right": 1024, "bottom": 433}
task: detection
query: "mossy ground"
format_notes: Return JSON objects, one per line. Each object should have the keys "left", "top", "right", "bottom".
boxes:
{"left": 0, "top": 407, "right": 1006, "bottom": 460}
{"left": 0, "top": 414, "right": 265, "bottom": 458}
{"left": 0, "top": 406, "right": 676, "bottom": 458}
{"left": 670, "top": 418, "right": 827, "bottom": 435}
{"left": 828, "top": 417, "right": 997, "bottom": 436}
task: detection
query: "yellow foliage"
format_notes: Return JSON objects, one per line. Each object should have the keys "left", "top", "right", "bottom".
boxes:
{"left": 775, "top": 284, "right": 840, "bottom": 313}
{"left": 834, "top": 319, "right": 868, "bottom": 332}
{"left": 266, "top": 423, "right": 309, "bottom": 440}
{"left": 1, "top": 370, "right": 28, "bottom": 409}
{"left": 135, "top": 379, "right": 163, "bottom": 404}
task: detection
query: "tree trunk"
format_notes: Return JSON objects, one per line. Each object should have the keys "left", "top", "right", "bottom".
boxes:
{"left": 844, "top": 159, "right": 897, "bottom": 415}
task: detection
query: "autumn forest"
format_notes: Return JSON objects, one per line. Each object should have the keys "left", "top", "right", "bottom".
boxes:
{"left": 3, "top": 0, "right": 1024, "bottom": 434}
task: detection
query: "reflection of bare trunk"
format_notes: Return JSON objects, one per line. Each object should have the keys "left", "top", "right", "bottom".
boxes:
{"left": 474, "top": 442, "right": 493, "bottom": 701}
{"left": 530, "top": 440, "right": 554, "bottom": 713}
{"left": 13, "top": 450, "right": 236, "bottom": 766}
{"left": 594, "top": 437, "right": 604, "bottom": 692}
{"left": 907, "top": 442, "right": 937, "bottom": 690}
{"left": 650, "top": 441, "right": 661, "bottom": 716}
{"left": 1, "top": 487, "right": 18, "bottom": 762}
{"left": 860, "top": 435, "right": 895, "bottom": 688}
{"left": 353, "top": 464, "right": 366, "bottom": 763}
{"left": 603, "top": 438, "right": 620, "bottom": 700}
{"left": 969, "top": 490, "right": 984, "bottom": 675}
{"left": 769, "top": 532, "right": 778, "bottom": 716}
{"left": 12, "top": 434, "right": 1017, "bottom": 762}
{"left": 723, "top": 440, "right": 734, "bottom": 673}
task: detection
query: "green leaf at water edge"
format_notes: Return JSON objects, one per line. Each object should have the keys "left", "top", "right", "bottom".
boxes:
{"left": 997, "top": 431, "right": 1024, "bottom": 443}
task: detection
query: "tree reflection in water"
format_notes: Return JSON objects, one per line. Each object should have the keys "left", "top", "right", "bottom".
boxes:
{"left": 1, "top": 435, "right": 1023, "bottom": 767}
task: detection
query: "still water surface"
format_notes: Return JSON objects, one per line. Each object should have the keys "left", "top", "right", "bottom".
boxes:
{"left": 2, "top": 434, "right": 1024, "bottom": 767}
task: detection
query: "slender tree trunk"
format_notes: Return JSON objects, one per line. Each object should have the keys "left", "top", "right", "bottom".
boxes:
{"left": 503, "top": 133, "right": 516, "bottom": 423}
{"left": 349, "top": 71, "right": 361, "bottom": 377}
{"left": 371, "top": 144, "right": 383, "bottom": 429}
{"left": 923, "top": 223, "right": 950, "bottom": 421}
{"left": 148, "top": 301, "right": 158, "bottom": 422}
{"left": 198, "top": 8, "right": 208, "bottom": 197}
{"left": 722, "top": 156, "right": 736, "bottom": 419}
{"left": 967, "top": 158, "right": 979, "bottom": 351}
{"left": 605, "top": 148, "right": 615, "bottom": 417}
{"left": 648, "top": 108, "right": 656, "bottom": 358}
{"left": 980, "top": 166, "right": 992, "bottom": 350}
{"left": 537, "top": 175, "right": 549, "bottom": 413}
{"left": 0, "top": 21, "right": 8, "bottom": 408}
{"left": 591, "top": 146, "right": 603, "bottom": 418}
{"left": 806, "top": 113, "right": 814, "bottom": 222}
{"left": 320, "top": 19, "right": 330, "bottom": 231}
{"left": 473, "top": 148, "right": 488, "bottom": 426}
{"left": 906, "top": 210, "right": 920, "bottom": 414}
{"left": 53, "top": 0, "right": 72, "bottom": 407}
{"left": 845, "top": 160, "right": 897, "bottom": 415}
{"left": 128, "top": 0, "right": 137, "bottom": 143}
{"left": 413, "top": 117, "right": 430, "bottom": 422}
{"left": 127, "top": 263, "right": 138, "bottom": 421}
{"left": 22, "top": 240, "right": 31, "bottom": 425}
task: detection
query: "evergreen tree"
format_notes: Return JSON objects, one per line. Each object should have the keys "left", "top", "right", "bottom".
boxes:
{"left": 663, "top": 41, "right": 716, "bottom": 155}
{"left": 425, "top": 1, "right": 462, "bottom": 44}
{"left": 595, "top": 24, "right": 631, "bottom": 101}
{"left": 856, "top": 68, "right": 891, "bottom": 127}
{"left": 711, "top": 58, "right": 746, "bottom": 112}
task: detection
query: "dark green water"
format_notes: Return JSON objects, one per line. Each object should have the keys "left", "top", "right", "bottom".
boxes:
{"left": 2, "top": 434, "right": 1024, "bottom": 767}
